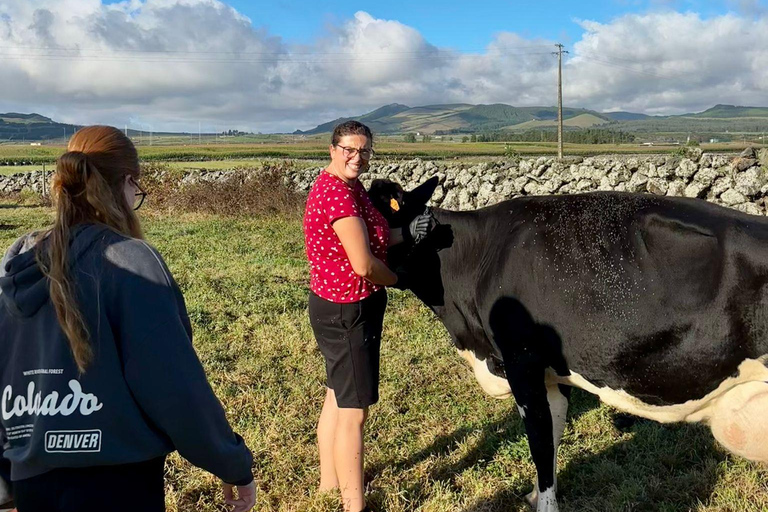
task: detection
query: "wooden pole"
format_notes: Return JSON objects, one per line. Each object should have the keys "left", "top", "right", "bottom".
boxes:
{"left": 553, "top": 44, "right": 569, "bottom": 160}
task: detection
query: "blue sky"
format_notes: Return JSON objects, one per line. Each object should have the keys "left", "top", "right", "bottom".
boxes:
{"left": 223, "top": 0, "right": 749, "bottom": 50}
{"left": 4, "top": 0, "right": 768, "bottom": 131}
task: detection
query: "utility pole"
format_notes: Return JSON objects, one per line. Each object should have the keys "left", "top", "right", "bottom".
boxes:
{"left": 553, "top": 43, "right": 569, "bottom": 160}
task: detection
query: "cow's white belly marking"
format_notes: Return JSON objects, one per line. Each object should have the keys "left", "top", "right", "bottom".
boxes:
{"left": 457, "top": 349, "right": 512, "bottom": 399}
{"left": 456, "top": 349, "right": 768, "bottom": 427}
{"left": 550, "top": 357, "right": 768, "bottom": 423}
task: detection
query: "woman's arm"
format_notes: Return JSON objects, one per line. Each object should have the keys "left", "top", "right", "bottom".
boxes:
{"left": 333, "top": 217, "right": 397, "bottom": 286}
{"left": 104, "top": 240, "right": 254, "bottom": 487}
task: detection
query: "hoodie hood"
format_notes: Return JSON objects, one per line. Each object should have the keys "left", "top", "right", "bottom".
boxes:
{"left": 0, "top": 224, "right": 112, "bottom": 317}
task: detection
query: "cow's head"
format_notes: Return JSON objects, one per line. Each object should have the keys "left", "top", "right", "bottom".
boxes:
{"left": 368, "top": 176, "right": 453, "bottom": 306}
{"left": 368, "top": 176, "right": 439, "bottom": 229}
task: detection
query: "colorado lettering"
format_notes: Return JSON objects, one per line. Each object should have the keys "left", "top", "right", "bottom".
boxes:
{"left": 2, "top": 380, "right": 103, "bottom": 419}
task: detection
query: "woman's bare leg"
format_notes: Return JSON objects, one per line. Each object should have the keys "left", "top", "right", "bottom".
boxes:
{"left": 335, "top": 407, "right": 368, "bottom": 512}
{"left": 318, "top": 388, "right": 340, "bottom": 491}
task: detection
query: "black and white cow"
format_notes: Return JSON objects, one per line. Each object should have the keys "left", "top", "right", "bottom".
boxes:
{"left": 369, "top": 177, "right": 768, "bottom": 512}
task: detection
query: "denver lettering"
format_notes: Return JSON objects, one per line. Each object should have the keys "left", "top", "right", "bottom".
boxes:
{"left": 2, "top": 380, "right": 103, "bottom": 420}
{"left": 45, "top": 430, "right": 101, "bottom": 453}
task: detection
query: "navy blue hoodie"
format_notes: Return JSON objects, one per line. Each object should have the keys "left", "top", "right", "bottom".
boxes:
{"left": 0, "top": 224, "right": 253, "bottom": 484}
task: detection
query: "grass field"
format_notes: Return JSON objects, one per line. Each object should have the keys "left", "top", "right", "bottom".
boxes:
{"left": 1, "top": 199, "right": 767, "bottom": 511}
{"left": 0, "top": 159, "right": 328, "bottom": 176}
{"left": 1, "top": 140, "right": 763, "bottom": 167}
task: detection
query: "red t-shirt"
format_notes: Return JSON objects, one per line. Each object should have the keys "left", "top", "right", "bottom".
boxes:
{"left": 303, "top": 171, "right": 390, "bottom": 303}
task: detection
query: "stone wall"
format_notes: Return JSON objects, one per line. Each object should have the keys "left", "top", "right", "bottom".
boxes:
{"left": 3, "top": 148, "right": 768, "bottom": 215}
{"left": 0, "top": 170, "right": 53, "bottom": 195}
{"left": 287, "top": 147, "right": 768, "bottom": 215}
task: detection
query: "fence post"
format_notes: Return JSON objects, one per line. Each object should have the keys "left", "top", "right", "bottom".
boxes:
{"left": 42, "top": 163, "right": 46, "bottom": 198}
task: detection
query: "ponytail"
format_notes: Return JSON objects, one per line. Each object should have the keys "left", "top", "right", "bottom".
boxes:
{"left": 37, "top": 126, "right": 143, "bottom": 373}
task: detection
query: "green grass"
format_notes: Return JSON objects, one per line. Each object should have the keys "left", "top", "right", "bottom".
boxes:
{"left": 1, "top": 140, "right": 763, "bottom": 168}
{"left": 1, "top": 201, "right": 767, "bottom": 511}
{"left": 0, "top": 141, "right": 763, "bottom": 176}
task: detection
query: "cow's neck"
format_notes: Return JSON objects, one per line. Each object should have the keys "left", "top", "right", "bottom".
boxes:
{"left": 412, "top": 208, "right": 503, "bottom": 362}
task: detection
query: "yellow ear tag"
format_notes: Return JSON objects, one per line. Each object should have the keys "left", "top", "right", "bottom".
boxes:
{"left": 390, "top": 198, "right": 400, "bottom": 212}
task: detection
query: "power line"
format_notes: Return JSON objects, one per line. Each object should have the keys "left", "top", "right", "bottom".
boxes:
{"left": 0, "top": 43, "right": 553, "bottom": 56}
{"left": 0, "top": 50, "right": 554, "bottom": 64}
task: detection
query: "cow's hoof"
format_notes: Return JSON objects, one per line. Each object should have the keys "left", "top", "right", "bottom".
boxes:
{"left": 525, "top": 488, "right": 538, "bottom": 509}
{"left": 711, "top": 381, "right": 768, "bottom": 462}
{"left": 536, "top": 487, "right": 560, "bottom": 512}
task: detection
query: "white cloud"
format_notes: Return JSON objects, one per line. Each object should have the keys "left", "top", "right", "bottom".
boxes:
{"left": 568, "top": 12, "right": 768, "bottom": 114}
{"left": 0, "top": 2, "right": 767, "bottom": 131}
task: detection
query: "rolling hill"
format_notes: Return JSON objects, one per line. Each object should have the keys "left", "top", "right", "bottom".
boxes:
{"left": 295, "top": 103, "right": 616, "bottom": 135}
{"left": 0, "top": 113, "right": 80, "bottom": 141}
{"left": 686, "top": 104, "right": 768, "bottom": 119}
{"left": 295, "top": 102, "right": 768, "bottom": 135}
{"left": 4, "top": 102, "right": 768, "bottom": 142}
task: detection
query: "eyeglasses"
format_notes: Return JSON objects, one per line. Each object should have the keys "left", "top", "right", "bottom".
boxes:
{"left": 335, "top": 145, "right": 374, "bottom": 160}
{"left": 130, "top": 177, "right": 147, "bottom": 211}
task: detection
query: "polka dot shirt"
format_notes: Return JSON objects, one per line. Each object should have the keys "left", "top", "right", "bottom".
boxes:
{"left": 303, "top": 170, "right": 390, "bottom": 303}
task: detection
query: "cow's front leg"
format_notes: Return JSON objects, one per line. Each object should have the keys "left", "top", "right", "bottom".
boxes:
{"left": 509, "top": 366, "right": 569, "bottom": 512}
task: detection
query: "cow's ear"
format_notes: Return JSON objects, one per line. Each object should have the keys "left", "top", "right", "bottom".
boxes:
{"left": 405, "top": 176, "right": 439, "bottom": 207}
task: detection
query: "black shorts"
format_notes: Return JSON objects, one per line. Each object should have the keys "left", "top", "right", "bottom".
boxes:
{"left": 13, "top": 457, "right": 165, "bottom": 512}
{"left": 309, "top": 289, "right": 388, "bottom": 409}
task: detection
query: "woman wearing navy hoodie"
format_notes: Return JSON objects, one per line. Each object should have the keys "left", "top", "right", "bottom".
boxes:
{"left": 0, "top": 126, "right": 255, "bottom": 512}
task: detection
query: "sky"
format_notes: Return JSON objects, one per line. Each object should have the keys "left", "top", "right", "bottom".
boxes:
{"left": 1, "top": 0, "right": 767, "bottom": 133}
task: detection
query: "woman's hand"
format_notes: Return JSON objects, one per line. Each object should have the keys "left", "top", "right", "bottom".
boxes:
{"left": 222, "top": 481, "right": 256, "bottom": 512}
{"left": 402, "top": 211, "right": 434, "bottom": 244}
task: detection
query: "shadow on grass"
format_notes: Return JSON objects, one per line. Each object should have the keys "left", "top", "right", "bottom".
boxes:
{"left": 365, "top": 389, "right": 601, "bottom": 511}
{"left": 459, "top": 390, "right": 725, "bottom": 512}
{"left": 0, "top": 204, "right": 43, "bottom": 209}
{"left": 365, "top": 387, "right": 725, "bottom": 512}
{"left": 365, "top": 408, "right": 528, "bottom": 510}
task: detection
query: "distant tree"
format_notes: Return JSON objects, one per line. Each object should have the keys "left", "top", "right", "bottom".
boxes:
{"left": 470, "top": 134, "right": 477, "bottom": 142}
{"left": 421, "top": 134, "right": 431, "bottom": 143}
{"left": 462, "top": 136, "right": 469, "bottom": 143}
{"left": 404, "top": 132, "right": 417, "bottom": 143}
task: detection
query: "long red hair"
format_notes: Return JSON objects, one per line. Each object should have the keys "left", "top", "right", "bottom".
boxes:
{"left": 38, "top": 126, "right": 143, "bottom": 373}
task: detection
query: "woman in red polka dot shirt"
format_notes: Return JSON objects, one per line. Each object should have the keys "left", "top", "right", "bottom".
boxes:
{"left": 303, "top": 121, "right": 430, "bottom": 512}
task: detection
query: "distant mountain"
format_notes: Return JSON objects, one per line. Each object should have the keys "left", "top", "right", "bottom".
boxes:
{"left": 295, "top": 103, "right": 615, "bottom": 135}
{"left": 0, "top": 112, "right": 79, "bottom": 141}
{"left": 293, "top": 103, "right": 411, "bottom": 135}
{"left": 602, "top": 112, "right": 656, "bottom": 121}
{"left": 359, "top": 103, "right": 411, "bottom": 122}
{"left": 296, "top": 102, "right": 768, "bottom": 135}
{"left": 684, "top": 104, "right": 768, "bottom": 119}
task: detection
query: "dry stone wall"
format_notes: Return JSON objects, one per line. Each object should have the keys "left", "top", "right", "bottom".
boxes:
{"left": 287, "top": 147, "right": 768, "bottom": 215}
{"left": 3, "top": 148, "right": 768, "bottom": 215}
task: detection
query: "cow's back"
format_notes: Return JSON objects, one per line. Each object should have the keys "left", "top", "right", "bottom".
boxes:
{"left": 434, "top": 192, "right": 768, "bottom": 409}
